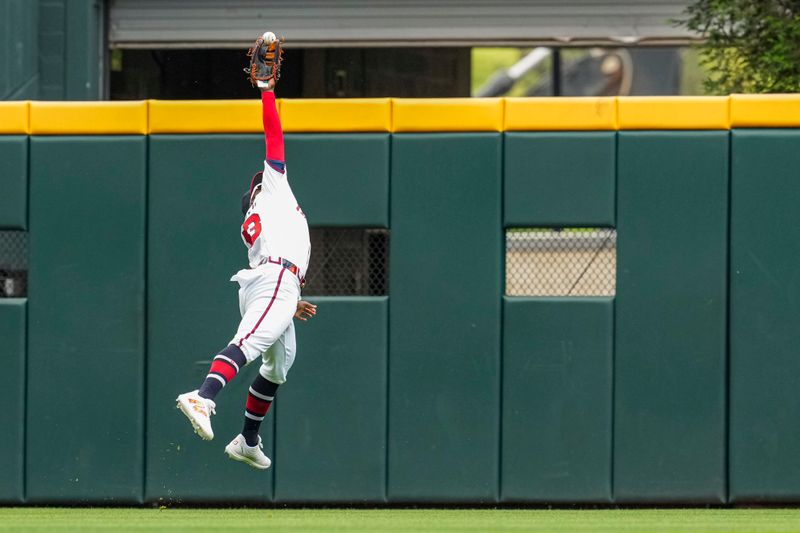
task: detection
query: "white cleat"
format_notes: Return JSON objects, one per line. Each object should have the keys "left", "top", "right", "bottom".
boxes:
{"left": 224, "top": 434, "right": 271, "bottom": 470}
{"left": 176, "top": 390, "right": 216, "bottom": 441}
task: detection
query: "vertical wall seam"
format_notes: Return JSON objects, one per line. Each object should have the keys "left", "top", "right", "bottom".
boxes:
{"left": 271, "top": 395, "right": 277, "bottom": 501}
{"left": 497, "top": 131, "right": 505, "bottom": 503}
{"left": 384, "top": 133, "right": 392, "bottom": 503}
{"left": 141, "top": 134, "right": 149, "bottom": 504}
{"left": 610, "top": 130, "right": 619, "bottom": 503}
{"left": 22, "top": 135, "right": 31, "bottom": 504}
{"left": 724, "top": 129, "right": 733, "bottom": 504}
{"left": 21, "top": 300, "right": 28, "bottom": 505}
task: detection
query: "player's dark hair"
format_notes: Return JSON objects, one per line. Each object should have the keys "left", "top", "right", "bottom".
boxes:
{"left": 242, "top": 171, "right": 264, "bottom": 214}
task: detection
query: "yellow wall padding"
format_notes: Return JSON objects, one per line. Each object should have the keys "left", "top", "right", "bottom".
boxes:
{"left": 148, "top": 99, "right": 266, "bottom": 134}
{"left": 11, "top": 96, "right": 800, "bottom": 134}
{"left": 29, "top": 101, "right": 148, "bottom": 135}
{"left": 730, "top": 94, "right": 800, "bottom": 128}
{"left": 505, "top": 97, "right": 617, "bottom": 131}
{"left": 617, "top": 97, "right": 730, "bottom": 130}
{"left": 392, "top": 98, "right": 504, "bottom": 132}
{"left": 0, "top": 102, "right": 29, "bottom": 134}
{"left": 281, "top": 98, "right": 391, "bottom": 132}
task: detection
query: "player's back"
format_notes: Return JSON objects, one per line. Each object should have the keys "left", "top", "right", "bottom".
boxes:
{"left": 241, "top": 162, "right": 310, "bottom": 273}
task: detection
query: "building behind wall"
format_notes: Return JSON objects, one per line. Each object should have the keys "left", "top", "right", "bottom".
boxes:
{"left": 1, "top": 0, "right": 697, "bottom": 101}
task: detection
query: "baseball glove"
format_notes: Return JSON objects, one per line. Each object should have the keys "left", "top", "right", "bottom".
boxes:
{"left": 244, "top": 32, "right": 284, "bottom": 87}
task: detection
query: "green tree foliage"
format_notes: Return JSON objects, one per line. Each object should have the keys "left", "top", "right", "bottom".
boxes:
{"left": 677, "top": 0, "right": 800, "bottom": 93}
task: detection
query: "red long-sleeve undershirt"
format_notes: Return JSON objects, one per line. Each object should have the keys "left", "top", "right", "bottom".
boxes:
{"left": 261, "top": 91, "right": 285, "bottom": 163}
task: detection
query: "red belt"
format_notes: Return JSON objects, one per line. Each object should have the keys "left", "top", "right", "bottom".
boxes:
{"left": 260, "top": 256, "right": 305, "bottom": 285}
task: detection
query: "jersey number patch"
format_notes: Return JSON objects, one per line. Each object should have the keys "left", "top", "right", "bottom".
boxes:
{"left": 242, "top": 214, "right": 262, "bottom": 246}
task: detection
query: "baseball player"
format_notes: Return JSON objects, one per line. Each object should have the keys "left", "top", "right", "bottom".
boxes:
{"left": 176, "top": 31, "right": 316, "bottom": 470}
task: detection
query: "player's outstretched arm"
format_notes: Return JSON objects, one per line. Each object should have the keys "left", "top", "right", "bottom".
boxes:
{"left": 261, "top": 88, "right": 285, "bottom": 167}
{"left": 245, "top": 31, "right": 285, "bottom": 169}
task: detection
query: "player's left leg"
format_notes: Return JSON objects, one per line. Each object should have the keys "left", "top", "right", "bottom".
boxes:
{"left": 225, "top": 321, "right": 296, "bottom": 470}
{"left": 197, "top": 345, "right": 248, "bottom": 401}
{"left": 175, "top": 343, "right": 249, "bottom": 440}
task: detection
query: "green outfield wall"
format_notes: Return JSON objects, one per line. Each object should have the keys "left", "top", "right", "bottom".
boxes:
{"left": 2, "top": 97, "right": 800, "bottom": 504}
{"left": 0, "top": 0, "right": 103, "bottom": 101}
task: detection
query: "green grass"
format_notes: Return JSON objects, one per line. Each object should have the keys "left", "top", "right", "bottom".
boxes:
{"left": 2, "top": 508, "right": 800, "bottom": 533}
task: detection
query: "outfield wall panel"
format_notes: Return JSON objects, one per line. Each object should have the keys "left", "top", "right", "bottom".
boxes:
{"left": 284, "top": 134, "right": 390, "bottom": 227}
{"left": 26, "top": 136, "right": 146, "bottom": 503}
{"left": 0, "top": 137, "right": 28, "bottom": 229}
{"left": 729, "top": 130, "right": 800, "bottom": 502}
{"left": 146, "top": 135, "right": 274, "bottom": 503}
{"left": 388, "top": 133, "right": 502, "bottom": 502}
{"left": 275, "top": 297, "right": 388, "bottom": 503}
{"left": 502, "top": 297, "right": 613, "bottom": 502}
{"left": 504, "top": 132, "right": 615, "bottom": 227}
{"left": 0, "top": 300, "right": 26, "bottom": 503}
{"left": 614, "top": 131, "right": 728, "bottom": 503}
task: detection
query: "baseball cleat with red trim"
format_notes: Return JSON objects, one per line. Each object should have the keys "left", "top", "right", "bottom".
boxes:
{"left": 176, "top": 390, "right": 216, "bottom": 441}
{"left": 224, "top": 434, "right": 271, "bottom": 470}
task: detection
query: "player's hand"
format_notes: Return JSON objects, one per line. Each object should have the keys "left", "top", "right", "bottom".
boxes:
{"left": 295, "top": 300, "right": 317, "bottom": 321}
{"left": 260, "top": 78, "right": 276, "bottom": 92}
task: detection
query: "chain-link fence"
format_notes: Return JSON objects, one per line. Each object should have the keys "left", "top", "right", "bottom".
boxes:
{"left": 0, "top": 231, "right": 28, "bottom": 298}
{"left": 0, "top": 227, "right": 614, "bottom": 298}
{"left": 303, "top": 228, "right": 389, "bottom": 296}
{"left": 506, "top": 228, "right": 616, "bottom": 296}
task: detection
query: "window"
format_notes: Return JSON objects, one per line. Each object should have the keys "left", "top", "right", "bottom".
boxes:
{"left": 0, "top": 231, "right": 28, "bottom": 298}
{"left": 506, "top": 228, "right": 616, "bottom": 296}
{"left": 303, "top": 228, "right": 389, "bottom": 296}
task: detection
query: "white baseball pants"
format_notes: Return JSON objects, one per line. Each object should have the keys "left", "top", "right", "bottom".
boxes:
{"left": 229, "top": 263, "right": 301, "bottom": 384}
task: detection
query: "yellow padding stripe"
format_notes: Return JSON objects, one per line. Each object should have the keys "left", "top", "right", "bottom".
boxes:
{"left": 392, "top": 98, "right": 503, "bottom": 132}
{"left": 29, "top": 101, "right": 148, "bottom": 135}
{"left": 505, "top": 97, "right": 617, "bottom": 131}
{"left": 0, "top": 102, "right": 29, "bottom": 134}
{"left": 281, "top": 99, "right": 391, "bottom": 132}
{"left": 8, "top": 97, "right": 800, "bottom": 134}
{"left": 617, "top": 96, "right": 730, "bottom": 130}
{"left": 149, "top": 100, "right": 266, "bottom": 134}
{"left": 730, "top": 94, "right": 800, "bottom": 128}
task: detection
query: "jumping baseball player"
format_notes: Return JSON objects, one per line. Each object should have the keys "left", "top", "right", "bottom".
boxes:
{"left": 176, "top": 31, "right": 316, "bottom": 470}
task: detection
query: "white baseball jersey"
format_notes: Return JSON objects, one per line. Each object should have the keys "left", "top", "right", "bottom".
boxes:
{"left": 229, "top": 159, "right": 308, "bottom": 380}
{"left": 240, "top": 160, "right": 310, "bottom": 274}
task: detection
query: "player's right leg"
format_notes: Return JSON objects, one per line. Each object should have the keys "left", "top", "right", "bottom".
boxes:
{"left": 223, "top": 356, "right": 283, "bottom": 470}
{"left": 225, "top": 320, "right": 296, "bottom": 469}
{"left": 223, "top": 269, "right": 299, "bottom": 468}
{"left": 224, "top": 434, "right": 271, "bottom": 470}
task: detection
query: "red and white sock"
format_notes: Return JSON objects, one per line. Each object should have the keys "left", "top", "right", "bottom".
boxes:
{"left": 197, "top": 344, "right": 247, "bottom": 401}
{"left": 242, "top": 373, "right": 280, "bottom": 446}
